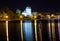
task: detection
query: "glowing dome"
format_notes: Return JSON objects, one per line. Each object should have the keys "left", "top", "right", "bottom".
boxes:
{"left": 22, "top": 6, "right": 32, "bottom": 16}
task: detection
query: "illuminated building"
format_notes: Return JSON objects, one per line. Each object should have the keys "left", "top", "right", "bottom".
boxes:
{"left": 0, "top": 7, "right": 60, "bottom": 41}
{"left": 22, "top": 6, "right": 32, "bottom": 16}
{"left": 22, "top": 6, "right": 34, "bottom": 41}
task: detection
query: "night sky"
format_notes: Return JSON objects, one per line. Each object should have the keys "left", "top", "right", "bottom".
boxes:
{"left": 0, "top": 0, "right": 60, "bottom": 12}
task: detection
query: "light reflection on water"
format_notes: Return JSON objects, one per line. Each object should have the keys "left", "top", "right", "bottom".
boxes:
{"left": 23, "top": 20, "right": 34, "bottom": 41}
{"left": 0, "top": 20, "right": 34, "bottom": 41}
{"left": 0, "top": 19, "right": 59, "bottom": 41}
{"left": 58, "top": 18, "right": 60, "bottom": 40}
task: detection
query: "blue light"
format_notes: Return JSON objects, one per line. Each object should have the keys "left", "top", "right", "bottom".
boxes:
{"left": 23, "top": 20, "right": 34, "bottom": 41}
{"left": 58, "top": 17, "right": 60, "bottom": 39}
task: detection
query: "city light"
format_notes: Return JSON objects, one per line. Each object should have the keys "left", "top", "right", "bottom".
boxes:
{"left": 34, "top": 20, "right": 38, "bottom": 41}
{"left": 5, "top": 15, "right": 8, "bottom": 19}
{"left": 48, "top": 20, "right": 52, "bottom": 41}
{"left": 22, "top": 6, "right": 32, "bottom": 16}
{"left": 20, "top": 20, "right": 23, "bottom": 41}
{"left": 46, "top": 15, "right": 50, "bottom": 18}
{"left": 3, "top": 14, "right": 9, "bottom": 20}
{"left": 51, "top": 14, "right": 54, "bottom": 18}
{"left": 0, "top": 6, "right": 60, "bottom": 41}
{"left": 51, "top": 20, "right": 56, "bottom": 41}
{"left": 4, "top": 15, "right": 9, "bottom": 41}
{"left": 6, "top": 21, "right": 9, "bottom": 41}
{"left": 58, "top": 16, "right": 60, "bottom": 40}
{"left": 23, "top": 20, "right": 34, "bottom": 41}
{"left": 20, "top": 15, "right": 23, "bottom": 19}
{"left": 34, "top": 16, "right": 37, "bottom": 19}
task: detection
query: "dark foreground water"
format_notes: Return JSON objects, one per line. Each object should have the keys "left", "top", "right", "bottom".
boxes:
{"left": 0, "top": 20, "right": 60, "bottom": 41}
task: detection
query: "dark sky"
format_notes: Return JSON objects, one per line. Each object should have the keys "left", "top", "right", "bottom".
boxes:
{"left": 0, "top": 0, "right": 60, "bottom": 12}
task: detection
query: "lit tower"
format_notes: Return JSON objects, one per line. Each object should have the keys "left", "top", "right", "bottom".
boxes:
{"left": 22, "top": 6, "right": 34, "bottom": 41}
{"left": 22, "top": 6, "right": 32, "bottom": 16}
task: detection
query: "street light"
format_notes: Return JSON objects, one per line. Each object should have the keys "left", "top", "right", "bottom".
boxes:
{"left": 33, "top": 15, "right": 38, "bottom": 41}
{"left": 51, "top": 19, "right": 56, "bottom": 41}
{"left": 51, "top": 14, "right": 55, "bottom": 18}
{"left": 5, "top": 15, "right": 9, "bottom": 41}
{"left": 46, "top": 15, "right": 50, "bottom": 18}
{"left": 5, "top": 15, "right": 8, "bottom": 18}
{"left": 51, "top": 14, "right": 56, "bottom": 41}
{"left": 20, "top": 15, "right": 23, "bottom": 41}
{"left": 46, "top": 14, "right": 52, "bottom": 41}
{"left": 20, "top": 15, "right": 23, "bottom": 19}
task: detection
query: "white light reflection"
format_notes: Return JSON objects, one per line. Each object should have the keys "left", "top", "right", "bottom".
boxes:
{"left": 51, "top": 20, "right": 56, "bottom": 41}
{"left": 20, "top": 20, "right": 23, "bottom": 41}
{"left": 48, "top": 20, "right": 52, "bottom": 41}
{"left": 23, "top": 20, "right": 34, "bottom": 41}
{"left": 58, "top": 16, "right": 60, "bottom": 40}
{"left": 6, "top": 21, "right": 9, "bottom": 41}
{"left": 34, "top": 20, "right": 38, "bottom": 41}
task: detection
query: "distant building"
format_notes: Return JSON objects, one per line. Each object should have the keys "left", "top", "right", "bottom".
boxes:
{"left": 22, "top": 11, "right": 26, "bottom": 16}
{"left": 22, "top": 6, "right": 32, "bottom": 16}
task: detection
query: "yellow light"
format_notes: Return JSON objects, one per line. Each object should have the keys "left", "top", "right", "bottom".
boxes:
{"left": 20, "top": 20, "right": 23, "bottom": 41}
{"left": 5, "top": 15, "right": 8, "bottom": 19}
{"left": 51, "top": 14, "right": 54, "bottom": 17}
{"left": 34, "top": 20, "right": 38, "bottom": 41}
{"left": 34, "top": 16, "right": 37, "bottom": 19}
{"left": 48, "top": 21, "right": 52, "bottom": 41}
{"left": 51, "top": 20, "right": 56, "bottom": 41}
{"left": 6, "top": 21, "right": 9, "bottom": 41}
{"left": 47, "top": 15, "right": 50, "bottom": 18}
{"left": 20, "top": 15, "right": 23, "bottom": 18}
{"left": 47, "top": 15, "right": 50, "bottom": 17}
